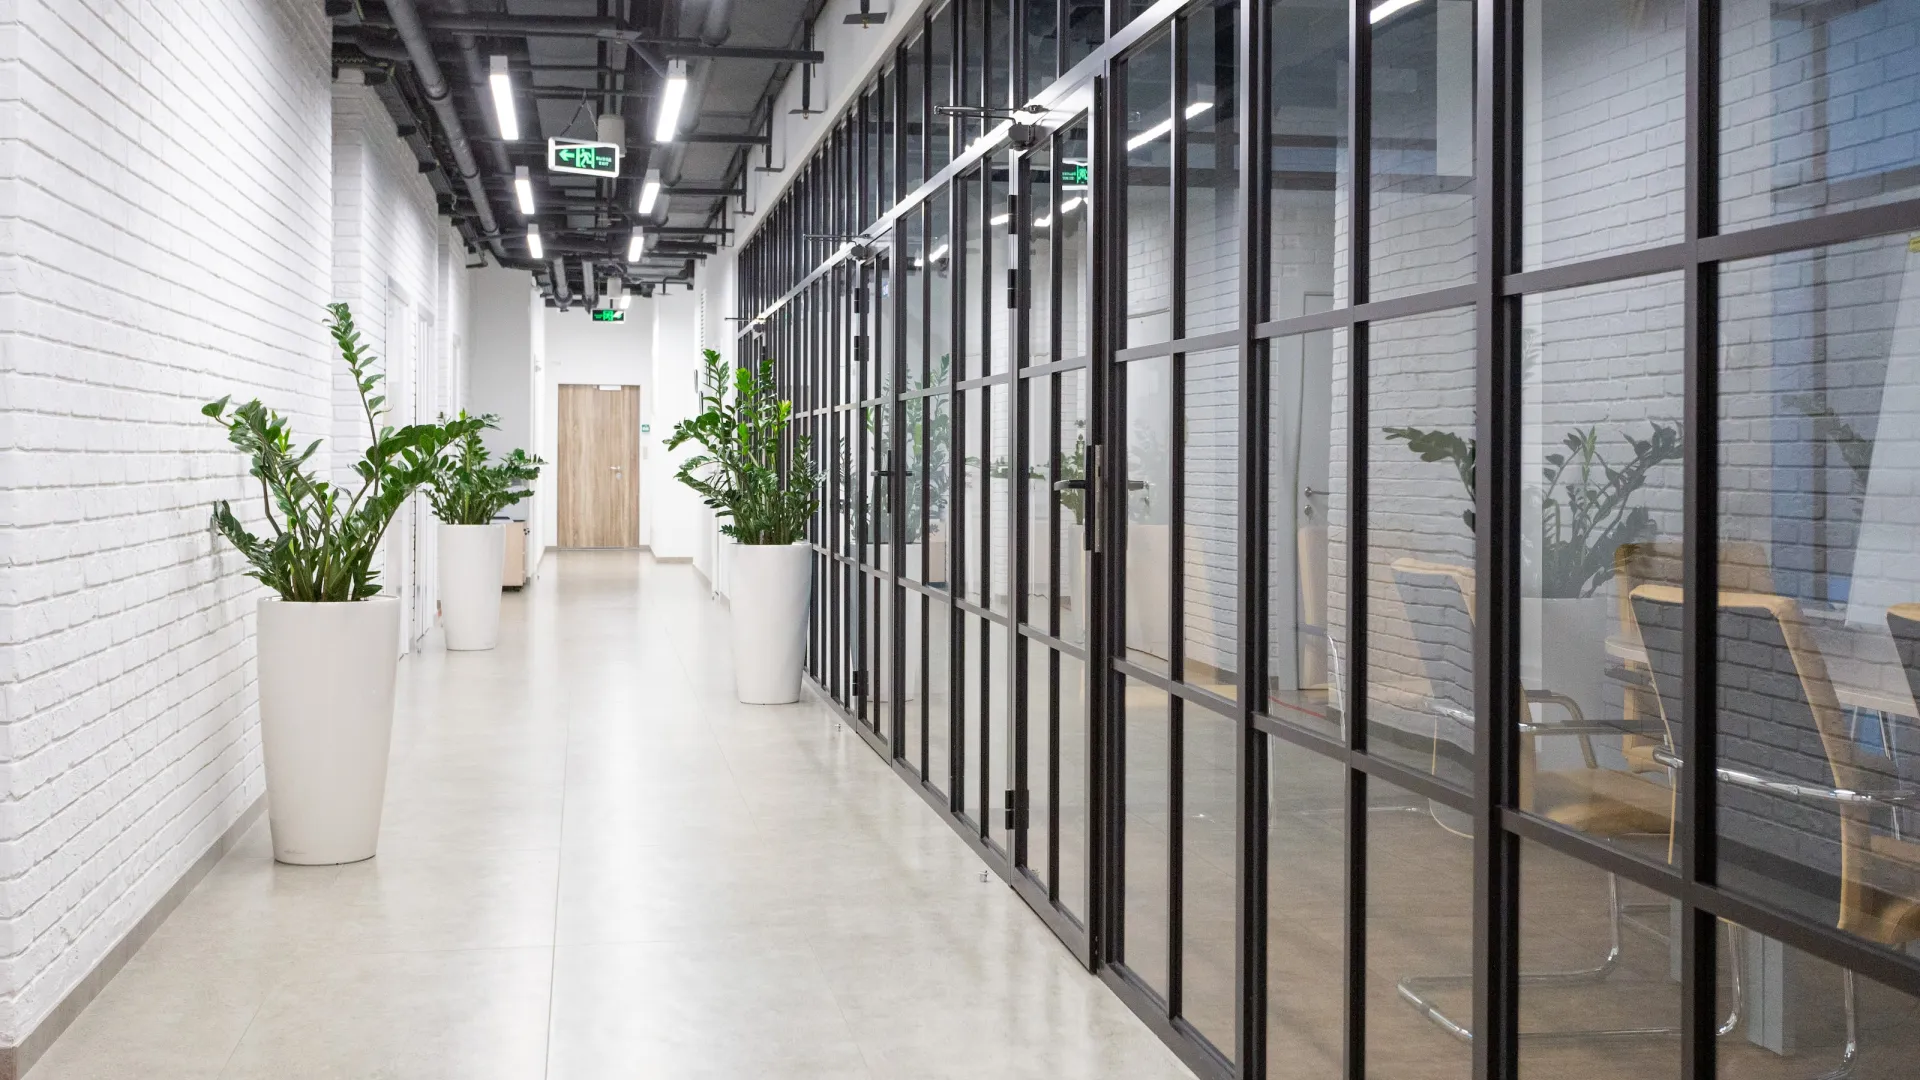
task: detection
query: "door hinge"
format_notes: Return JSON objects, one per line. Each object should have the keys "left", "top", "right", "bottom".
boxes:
{"left": 854, "top": 336, "right": 866, "bottom": 364}
{"left": 852, "top": 670, "right": 867, "bottom": 698}
{"left": 1002, "top": 788, "right": 1030, "bottom": 832}
{"left": 852, "top": 287, "right": 864, "bottom": 314}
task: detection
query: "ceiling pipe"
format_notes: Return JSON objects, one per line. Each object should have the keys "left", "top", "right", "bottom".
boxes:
{"left": 662, "top": 0, "right": 732, "bottom": 192}
{"left": 384, "top": 0, "right": 506, "bottom": 259}
{"left": 444, "top": 0, "right": 514, "bottom": 178}
{"left": 551, "top": 258, "right": 573, "bottom": 307}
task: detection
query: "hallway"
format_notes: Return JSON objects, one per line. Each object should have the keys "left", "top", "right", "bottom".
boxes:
{"left": 26, "top": 554, "right": 1192, "bottom": 1080}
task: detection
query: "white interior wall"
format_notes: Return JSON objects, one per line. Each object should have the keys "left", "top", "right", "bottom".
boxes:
{"left": 534, "top": 303, "right": 656, "bottom": 555}
{"left": 0, "top": 0, "right": 333, "bottom": 1049}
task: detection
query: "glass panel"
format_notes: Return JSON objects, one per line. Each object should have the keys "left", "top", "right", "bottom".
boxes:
{"left": 1125, "top": 30, "right": 1176, "bottom": 348}
{"left": 1029, "top": 141, "right": 1056, "bottom": 368}
{"left": 964, "top": 613, "right": 985, "bottom": 818}
{"left": 1059, "top": 649, "right": 1089, "bottom": 920}
{"left": 1519, "top": 274, "right": 1686, "bottom": 857}
{"left": 1061, "top": 120, "right": 1092, "bottom": 361}
{"left": 1059, "top": 367, "right": 1092, "bottom": 647}
{"left": 1182, "top": 701, "right": 1239, "bottom": 1057}
{"left": 1183, "top": 0, "right": 1241, "bottom": 339}
{"left": 989, "top": 619, "right": 1012, "bottom": 847}
{"left": 1718, "top": 0, "right": 1920, "bottom": 232}
{"left": 1066, "top": 0, "right": 1103, "bottom": 66}
{"left": 1026, "top": 0, "right": 1057, "bottom": 100}
{"left": 1521, "top": 0, "right": 1685, "bottom": 269}
{"left": 1025, "top": 638, "right": 1053, "bottom": 889}
{"left": 1027, "top": 375, "right": 1055, "bottom": 630}
{"left": 963, "top": 167, "right": 987, "bottom": 381}
{"left": 1368, "top": 307, "right": 1477, "bottom": 790}
{"left": 1269, "top": 329, "right": 1345, "bottom": 739}
{"left": 964, "top": 0, "right": 988, "bottom": 145}
{"left": 929, "top": 599, "right": 953, "bottom": 798}
{"left": 1714, "top": 233, "right": 1920, "bottom": 946}
{"left": 930, "top": 194, "right": 954, "bottom": 391}
{"left": 865, "top": 87, "right": 882, "bottom": 226}
{"left": 989, "top": 0, "right": 1013, "bottom": 113}
{"left": 1367, "top": 0, "right": 1476, "bottom": 302}
{"left": 1366, "top": 777, "right": 1472, "bottom": 1080}
{"left": 1124, "top": 675, "right": 1173, "bottom": 997}
{"left": 905, "top": 583, "right": 925, "bottom": 772}
{"left": 928, "top": 393, "right": 954, "bottom": 589}
{"left": 1716, "top": 921, "right": 1920, "bottom": 1079}
{"left": 1270, "top": 0, "right": 1351, "bottom": 317}
{"left": 1184, "top": 347, "right": 1241, "bottom": 697}
{"left": 1265, "top": 738, "right": 1346, "bottom": 1080}
{"left": 965, "top": 387, "right": 989, "bottom": 605}
{"left": 905, "top": 36, "right": 927, "bottom": 192}
{"left": 1516, "top": 839, "right": 1680, "bottom": 1077}
{"left": 907, "top": 208, "right": 928, "bottom": 396}
{"left": 931, "top": 3, "right": 955, "bottom": 174}
{"left": 1127, "top": 355, "right": 1176, "bottom": 675}
{"left": 991, "top": 152, "right": 1015, "bottom": 377}
{"left": 991, "top": 379, "right": 1013, "bottom": 614}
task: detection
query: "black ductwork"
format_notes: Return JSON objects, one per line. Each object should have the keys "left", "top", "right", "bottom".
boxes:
{"left": 550, "top": 258, "right": 573, "bottom": 308}
{"left": 384, "top": 0, "right": 505, "bottom": 260}
{"left": 445, "top": 0, "right": 515, "bottom": 181}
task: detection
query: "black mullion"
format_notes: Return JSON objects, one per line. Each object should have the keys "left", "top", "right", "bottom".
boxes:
{"left": 891, "top": 235, "right": 910, "bottom": 753}
{"left": 1470, "top": 0, "right": 1521, "bottom": 1073}
{"left": 1012, "top": 134, "right": 1038, "bottom": 874}
{"left": 1235, "top": 0, "right": 1269, "bottom": 1064}
{"left": 1680, "top": 0, "right": 1719, "bottom": 1073}
{"left": 1048, "top": 367, "right": 1066, "bottom": 895}
{"left": 1083, "top": 69, "right": 1115, "bottom": 972}
{"left": 1343, "top": 0, "right": 1371, "bottom": 1073}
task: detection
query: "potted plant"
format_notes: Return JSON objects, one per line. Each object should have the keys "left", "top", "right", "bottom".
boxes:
{"left": 1384, "top": 420, "right": 1681, "bottom": 721}
{"left": 667, "top": 349, "right": 821, "bottom": 704}
{"left": 426, "top": 413, "right": 543, "bottom": 651}
{"left": 204, "top": 303, "right": 476, "bottom": 864}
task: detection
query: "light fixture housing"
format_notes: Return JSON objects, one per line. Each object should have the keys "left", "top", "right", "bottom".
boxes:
{"left": 526, "top": 224, "right": 543, "bottom": 260}
{"left": 637, "top": 168, "right": 663, "bottom": 215}
{"left": 627, "top": 227, "right": 646, "bottom": 262}
{"left": 655, "top": 60, "right": 690, "bottom": 143}
{"left": 513, "top": 166, "right": 536, "bottom": 215}
{"left": 488, "top": 56, "right": 518, "bottom": 141}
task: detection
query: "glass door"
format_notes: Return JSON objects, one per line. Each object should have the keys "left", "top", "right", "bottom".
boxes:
{"left": 856, "top": 237, "right": 894, "bottom": 743}
{"left": 1009, "top": 87, "right": 1098, "bottom": 957}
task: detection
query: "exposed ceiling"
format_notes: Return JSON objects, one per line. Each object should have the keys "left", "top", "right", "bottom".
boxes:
{"left": 329, "top": 0, "right": 823, "bottom": 308}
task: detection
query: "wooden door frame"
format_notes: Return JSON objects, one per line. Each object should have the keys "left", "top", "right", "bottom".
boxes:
{"left": 557, "top": 383, "right": 642, "bottom": 548}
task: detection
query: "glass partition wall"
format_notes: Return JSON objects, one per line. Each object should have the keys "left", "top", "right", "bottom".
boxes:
{"left": 738, "top": 0, "right": 1920, "bottom": 1076}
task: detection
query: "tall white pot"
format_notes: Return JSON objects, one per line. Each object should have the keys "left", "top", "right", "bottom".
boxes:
{"left": 730, "top": 542, "right": 814, "bottom": 704}
{"left": 438, "top": 522, "right": 506, "bottom": 651}
{"left": 256, "top": 597, "right": 400, "bottom": 865}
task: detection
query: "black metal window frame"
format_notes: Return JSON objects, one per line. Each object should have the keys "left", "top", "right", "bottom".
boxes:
{"left": 732, "top": 0, "right": 1920, "bottom": 1077}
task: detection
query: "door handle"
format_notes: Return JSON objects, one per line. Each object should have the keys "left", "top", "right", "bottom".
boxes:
{"left": 1052, "top": 478, "right": 1087, "bottom": 492}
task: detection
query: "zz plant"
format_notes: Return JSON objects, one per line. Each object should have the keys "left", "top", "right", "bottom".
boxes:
{"left": 666, "top": 349, "right": 820, "bottom": 545}
{"left": 204, "top": 303, "right": 480, "bottom": 602}
{"left": 427, "top": 411, "right": 544, "bottom": 525}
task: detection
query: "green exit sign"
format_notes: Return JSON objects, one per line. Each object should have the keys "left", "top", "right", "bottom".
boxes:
{"left": 548, "top": 138, "right": 621, "bottom": 178}
{"left": 1061, "top": 163, "right": 1089, "bottom": 186}
{"left": 592, "top": 308, "right": 625, "bottom": 322}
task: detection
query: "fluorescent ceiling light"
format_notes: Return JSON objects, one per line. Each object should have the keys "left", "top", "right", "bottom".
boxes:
{"left": 655, "top": 60, "right": 689, "bottom": 142}
{"left": 1060, "top": 196, "right": 1085, "bottom": 213}
{"left": 488, "top": 56, "right": 518, "bottom": 141}
{"left": 989, "top": 213, "right": 1010, "bottom": 225}
{"left": 637, "top": 168, "right": 662, "bottom": 214}
{"left": 1125, "top": 101, "right": 1215, "bottom": 152}
{"left": 526, "top": 225, "right": 543, "bottom": 260}
{"left": 513, "top": 166, "right": 535, "bottom": 215}
{"left": 927, "top": 244, "right": 949, "bottom": 263}
{"left": 1369, "top": 0, "right": 1427, "bottom": 22}
{"left": 627, "top": 228, "right": 646, "bottom": 262}
{"left": 1034, "top": 216, "right": 1051, "bottom": 229}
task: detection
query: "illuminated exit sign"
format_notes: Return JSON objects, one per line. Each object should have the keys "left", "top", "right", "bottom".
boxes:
{"left": 1061, "top": 163, "right": 1089, "bottom": 186}
{"left": 591, "top": 308, "right": 625, "bottom": 322}
{"left": 548, "top": 138, "right": 621, "bottom": 178}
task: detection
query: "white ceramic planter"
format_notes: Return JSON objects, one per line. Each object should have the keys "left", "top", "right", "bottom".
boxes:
{"left": 730, "top": 542, "right": 814, "bottom": 704}
{"left": 438, "top": 522, "right": 506, "bottom": 651}
{"left": 256, "top": 596, "right": 400, "bottom": 865}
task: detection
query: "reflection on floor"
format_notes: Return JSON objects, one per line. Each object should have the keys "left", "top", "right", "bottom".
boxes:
{"left": 25, "top": 553, "right": 1194, "bottom": 1080}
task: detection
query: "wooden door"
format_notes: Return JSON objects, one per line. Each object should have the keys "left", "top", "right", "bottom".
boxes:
{"left": 558, "top": 384, "right": 640, "bottom": 547}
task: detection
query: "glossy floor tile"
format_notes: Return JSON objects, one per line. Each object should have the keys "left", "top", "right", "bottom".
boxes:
{"left": 25, "top": 552, "right": 1194, "bottom": 1080}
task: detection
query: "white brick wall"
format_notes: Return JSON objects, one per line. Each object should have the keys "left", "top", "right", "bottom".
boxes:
{"left": 0, "top": 0, "right": 332, "bottom": 1045}
{"left": 331, "top": 75, "right": 470, "bottom": 650}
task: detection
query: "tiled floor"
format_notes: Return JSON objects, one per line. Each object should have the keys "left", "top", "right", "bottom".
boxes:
{"left": 26, "top": 552, "right": 1194, "bottom": 1080}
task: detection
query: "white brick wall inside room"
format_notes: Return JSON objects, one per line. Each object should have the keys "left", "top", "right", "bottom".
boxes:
{"left": 332, "top": 72, "right": 472, "bottom": 653}
{"left": 0, "top": 0, "right": 333, "bottom": 1051}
